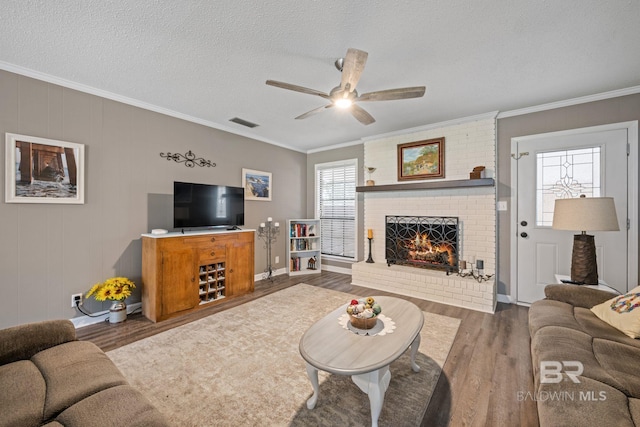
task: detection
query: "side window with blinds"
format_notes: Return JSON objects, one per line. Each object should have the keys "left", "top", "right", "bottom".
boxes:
{"left": 315, "top": 160, "right": 357, "bottom": 260}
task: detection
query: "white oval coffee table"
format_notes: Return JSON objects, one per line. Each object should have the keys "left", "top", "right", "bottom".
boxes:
{"left": 299, "top": 296, "right": 424, "bottom": 427}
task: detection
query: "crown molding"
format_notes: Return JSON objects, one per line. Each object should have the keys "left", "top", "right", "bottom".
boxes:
{"left": 0, "top": 61, "right": 308, "bottom": 153}
{"left": 306, "top": 138, "right": 364, "bottom": 154}
{"left": 361, "top": 111, "right": 499, "bottom": 144}
{"left": 309, "top": 111, "right": 501, "bottom": 153}
{"left": 497, "top": 85, "right": 640, "bottom": 119}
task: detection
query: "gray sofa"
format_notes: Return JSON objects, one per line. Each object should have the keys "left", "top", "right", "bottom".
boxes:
{"left": 0, "top": 319, "right": 170, "bottom": 427}
{"left": 529, "top": 284, "right": 640, "bottom": 426}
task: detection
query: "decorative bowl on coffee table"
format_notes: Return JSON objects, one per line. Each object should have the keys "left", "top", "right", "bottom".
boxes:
{"left": 346, "top": 297, "right": 382, "bottom": 330}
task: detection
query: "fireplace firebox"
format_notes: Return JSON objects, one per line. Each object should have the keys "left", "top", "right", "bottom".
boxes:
{"left": 385, "top": 215, "right": 459, "bottom": 271}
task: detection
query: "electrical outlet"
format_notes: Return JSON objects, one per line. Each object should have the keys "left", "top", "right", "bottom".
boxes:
{"left": 71, "top": 293, "right": 83, "bottom": 308}
{"left": 275, "top": 256, "right": 280, "bottom": 264}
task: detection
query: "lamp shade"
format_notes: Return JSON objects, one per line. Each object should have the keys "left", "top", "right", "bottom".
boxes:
{"left": 552, "top": 197, "right": 619, "bottom": 232}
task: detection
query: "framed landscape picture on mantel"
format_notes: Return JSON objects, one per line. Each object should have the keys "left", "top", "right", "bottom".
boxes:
{"left": 242, "top": 168, "right": 272, "bottom": 201}
{"left": 397, "top": 137, "right": 445, "bottom": 181}
{"left": 5, "top": 133, "right": 85, "bottom": 204}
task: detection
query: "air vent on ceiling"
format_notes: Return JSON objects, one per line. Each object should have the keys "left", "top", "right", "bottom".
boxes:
{"left": 229, "top": 117, "right": 259, "bottom": 128}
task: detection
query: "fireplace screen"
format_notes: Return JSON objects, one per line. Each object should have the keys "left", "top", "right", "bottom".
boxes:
{"left": 385, "top": 215, "right": 459, "bottom": 271}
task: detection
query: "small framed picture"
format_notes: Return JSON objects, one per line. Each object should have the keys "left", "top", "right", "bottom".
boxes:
{"left": 397, "top": 137, "right": 445, "bottom": 181}
{"left": 5, "top": 133, "right": 85, "bottom": 204}
{"left": 242, "top": 168, "right": 272, "bottom": 201}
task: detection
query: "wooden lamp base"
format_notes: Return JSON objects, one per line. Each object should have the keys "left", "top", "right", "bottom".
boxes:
{"left": 570, "top": 234, "right": 598, "bottom": 285}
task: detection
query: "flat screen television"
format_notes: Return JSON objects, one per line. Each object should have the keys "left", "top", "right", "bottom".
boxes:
{"left": 173, "top": 182, "right": 245, "bottom": 229}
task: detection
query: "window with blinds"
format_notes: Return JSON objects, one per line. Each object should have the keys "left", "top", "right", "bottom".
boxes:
{"left": 315, "top": 159, "right": 357, "bottom": 259}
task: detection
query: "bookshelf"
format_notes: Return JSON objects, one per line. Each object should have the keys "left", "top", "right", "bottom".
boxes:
{"left": 287, "top": 219, "right": 321, "bottom": 276}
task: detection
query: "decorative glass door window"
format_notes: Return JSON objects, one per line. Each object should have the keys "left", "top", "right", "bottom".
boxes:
{"left": 536, "top": 147, "right": 601, "bottom": 226}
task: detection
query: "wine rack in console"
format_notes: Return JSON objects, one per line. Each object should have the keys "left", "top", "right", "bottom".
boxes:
{"left": 199, "top": 262, "right": 226, "bottom": 304}
{"left": 142, "top": 230, "right": 254, "bottom": 322}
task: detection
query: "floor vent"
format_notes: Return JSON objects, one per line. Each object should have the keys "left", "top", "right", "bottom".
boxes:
{"left": 229, "top": 117, "right": 259, "bottom": 128}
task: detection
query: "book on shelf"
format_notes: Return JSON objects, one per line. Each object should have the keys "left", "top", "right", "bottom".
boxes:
{"left": 290, "top": 239, "right": 312, "bottom": 251}
{"left": 291, "top": 223, "right": 318, "bottom": 238}
{"left": 290, "top": 256, "right": 300, "bottom": 272}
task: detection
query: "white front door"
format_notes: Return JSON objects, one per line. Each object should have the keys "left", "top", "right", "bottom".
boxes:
{"left": 514, "top": 126, "right": 630, "bottom": 304}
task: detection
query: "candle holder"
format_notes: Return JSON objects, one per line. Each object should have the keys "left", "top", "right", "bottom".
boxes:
{"left": 257, "top": 218, "right": 280, "bottom": 281}
{"left": 446, "top": 260, "right": 494, "bottom": 283}
{"left": 366, "top": 238, "right": 374, "bottom": 263}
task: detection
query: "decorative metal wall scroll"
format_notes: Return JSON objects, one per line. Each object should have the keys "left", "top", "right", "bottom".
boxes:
{"left": 159, "top": 150, "right": 216, "bottom": 168}
{"left": 385, "top": 215, "right": 459, "bottom": 271}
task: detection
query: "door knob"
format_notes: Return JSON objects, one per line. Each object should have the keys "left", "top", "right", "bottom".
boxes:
{"left": 520, "top": 232, "right": 528, "bottom": 238}
{"left": 520, "top": 221, "right": 528, "bottom": 227}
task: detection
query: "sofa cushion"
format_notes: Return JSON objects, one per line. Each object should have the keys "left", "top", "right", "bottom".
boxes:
{"left": 530, "top": 300, "right": 640, "bottom": 349}
{"left": 536, "top": 376, "right": 635, "bottom": 427}
{"left": 591, "top": 288, "right": 640, "bottom": 338}
{"left": 54, "top": 385, "right": 169, "bottom": 427}
{"left": 529, "top": 300, "right": 583, "bottom": 337}
{"left": 630, "top": 398, "right": 640, "bottom": 425}
{"left": 544, "top": 283, "right": 616, "bottom": 308}
{"left": 574, "top": 307, "right": 640, "bottom": 349}
{"left": 0, "top": 319, "right": 76, "bottom": 365}
{"left": 0, "top": 360, "right": 46, "bottom": 427}
{"left": 531, "top": 325, "right": 626, "bottom": 392}
{"left": 592, "top": 339, "right": 640, "bottom": 398}
{"left": 31, "top": 341, "right": 128, "bottom": 422}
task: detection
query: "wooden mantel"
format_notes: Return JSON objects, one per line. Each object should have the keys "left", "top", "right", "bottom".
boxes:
{"left": 356, "top": 178, "right": 495, "bottom": 193}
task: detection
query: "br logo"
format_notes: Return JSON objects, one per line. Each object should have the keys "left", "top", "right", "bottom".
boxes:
{"left": 540, "top": 361, "right": 583, "bottom": 384}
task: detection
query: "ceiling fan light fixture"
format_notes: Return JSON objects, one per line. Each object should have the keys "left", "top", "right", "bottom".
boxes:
{"left": 334, "top": 98, "right": 353, "bottom": 109}
{"left": 266, "top": 48, "right": 425, "bottom": 125}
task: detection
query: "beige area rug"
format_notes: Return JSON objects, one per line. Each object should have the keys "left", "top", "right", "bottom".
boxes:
{"left": 107, "top": 284, "right": 460, "bottom": 426}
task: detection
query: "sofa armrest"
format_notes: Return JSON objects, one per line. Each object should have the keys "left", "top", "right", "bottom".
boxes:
{"left": 544, "top": 284, "right": 615, "bottom": 308}
{"left": 0, "top": 319, "right": 77, "bottom": 365}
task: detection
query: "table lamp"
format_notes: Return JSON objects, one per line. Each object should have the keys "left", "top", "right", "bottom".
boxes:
{"left": 552, "top": 195, "right": 619, "bottom": 284}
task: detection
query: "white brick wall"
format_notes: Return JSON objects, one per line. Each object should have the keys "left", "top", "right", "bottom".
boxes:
{"left": 359, "top": 117, "right": 497, "bottom": 312}
{"left": 365, "top": 118, "right": 496, "bottom": 184}
{"left": 352, "top": 262, "right": 496, "bottom": 313}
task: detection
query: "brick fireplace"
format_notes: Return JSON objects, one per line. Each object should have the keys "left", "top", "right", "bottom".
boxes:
{"left": 351, "top": 114, "right": 497, "bottom": 313}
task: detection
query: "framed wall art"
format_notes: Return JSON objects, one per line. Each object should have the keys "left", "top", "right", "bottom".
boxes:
{"left": 242, "top": 168, "right": 272, "bottom": 201}
{"left": 5, "top": 133, "right": 85, "bottom": 204}
{"left": 397, "top": 137, "right": 445, "bottom": 181}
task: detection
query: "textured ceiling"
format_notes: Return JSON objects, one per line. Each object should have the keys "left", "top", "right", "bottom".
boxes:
{"left": 1, "top": 1, "right": 640, "bottom": 152}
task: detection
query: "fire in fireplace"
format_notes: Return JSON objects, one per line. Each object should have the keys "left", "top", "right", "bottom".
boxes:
{"left": 385, "top": 215, "right": 459, "bottom": 271}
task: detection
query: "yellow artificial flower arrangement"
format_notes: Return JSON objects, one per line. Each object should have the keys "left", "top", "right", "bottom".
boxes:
{"left": 86, "top": 277, "right": 135, "bottom": 301}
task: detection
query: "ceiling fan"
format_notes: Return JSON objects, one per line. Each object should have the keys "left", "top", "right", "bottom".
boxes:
{"left": 266, "top": 48, "right": 426, "bottom": 125}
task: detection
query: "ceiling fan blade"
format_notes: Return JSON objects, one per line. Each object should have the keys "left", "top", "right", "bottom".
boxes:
{"left": 357, "top": 86, "right": 426, "bottom": 102}
{"left": 295, "top": 104, "right": 333, "bottom": 120}
{"left": 266, "top": 80, "right": 330, "bottom": 99}
{"left": 340, "top": 48, "right": 368, "bottom": 93}
{"left": 350, "top": 104, "right": 375, "bottom": 125}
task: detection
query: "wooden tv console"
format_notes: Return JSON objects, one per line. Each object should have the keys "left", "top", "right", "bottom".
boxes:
{"left": 141, "top": 230, "right": 255, "bottom": 322}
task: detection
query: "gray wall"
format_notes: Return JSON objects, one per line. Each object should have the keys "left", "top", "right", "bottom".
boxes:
{"left": 497, "top": 93, "right": 640, "bottom": 297}
{"left": 0, "top": 70, "right": 306, "bottom": 328}
{"left": 307, "top": 144, "right": 365, "bottom": 270}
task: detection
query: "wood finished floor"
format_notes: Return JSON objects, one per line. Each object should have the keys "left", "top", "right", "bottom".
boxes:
{"left": 77, "top": 271, "right": 539, "bottom": 427}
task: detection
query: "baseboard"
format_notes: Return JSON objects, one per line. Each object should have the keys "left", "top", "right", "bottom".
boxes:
{"left": 322, "top": 264, "right": 352, "bottom": 275}
{"left": 71, "top": 302, "right": 143, "bottom": 329}
{"left": 253, "top": 268, "right": 287, "bottom": 282}
{"left": 497, "top": 293, "right": 514, "bottom": 304}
